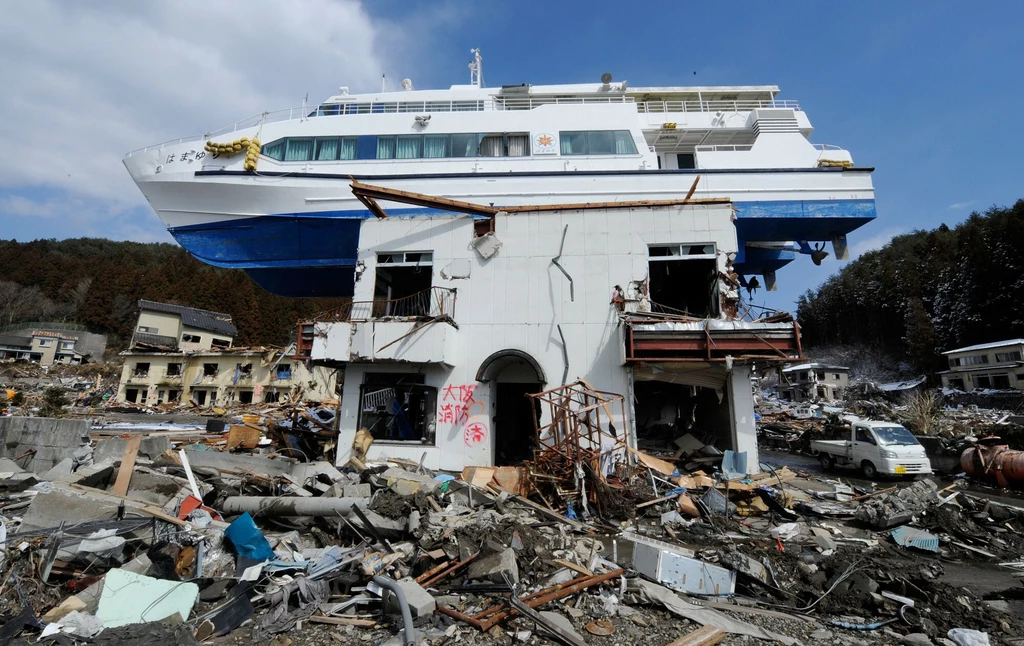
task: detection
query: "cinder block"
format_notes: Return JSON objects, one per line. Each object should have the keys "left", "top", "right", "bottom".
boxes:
{"left": 388, "top": 577, "right": 436, "bottom": 617}
{"left": 468, "top": 548, "right": 519, "bottom": 584}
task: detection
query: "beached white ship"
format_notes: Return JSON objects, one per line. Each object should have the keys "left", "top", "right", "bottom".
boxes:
{"left": 124, "top": 50, "right": 874, "bottom": 296}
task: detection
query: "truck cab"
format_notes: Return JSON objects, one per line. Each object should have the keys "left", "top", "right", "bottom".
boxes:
{"left": 813, "top": 419, "right": 932, "bottom": 479}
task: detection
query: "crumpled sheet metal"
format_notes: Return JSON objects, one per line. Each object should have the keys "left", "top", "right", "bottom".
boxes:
{"left": 633, "top": 578, "right": 796, "bottom": 645}
{"left": 252, "top": 576, "right": 330, "bottom": 641}
{"left": 891, "top": 526, "right": 940, "bottom": 552}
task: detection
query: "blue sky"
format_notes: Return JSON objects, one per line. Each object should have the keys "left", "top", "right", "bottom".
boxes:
{"left": 2, "top": 0, "right": 1022, "bottom": 313}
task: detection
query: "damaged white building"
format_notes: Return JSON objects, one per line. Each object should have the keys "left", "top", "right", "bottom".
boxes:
{"left": 303, "top": 183, "right": 804, "bottom": 475}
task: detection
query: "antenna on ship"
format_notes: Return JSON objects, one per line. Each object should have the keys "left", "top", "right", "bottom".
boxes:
{"left": 469, "top": 48, "right": 483, "bottom": 87}
{"left": 381, "top": 74, "right": 387, "bottom": 93}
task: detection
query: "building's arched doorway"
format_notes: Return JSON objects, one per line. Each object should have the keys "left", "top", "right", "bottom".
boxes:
{"left": 476, "top": 350, "right": 545, "bottom": 466}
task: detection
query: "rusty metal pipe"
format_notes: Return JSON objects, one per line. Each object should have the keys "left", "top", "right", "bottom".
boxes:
{"left": 961, "top": 443, "right": 1024, "bottom": 488}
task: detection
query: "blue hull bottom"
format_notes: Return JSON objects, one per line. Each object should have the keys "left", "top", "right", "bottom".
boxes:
{"left": 169, "top": 199, "right": 876, "bottom": 297}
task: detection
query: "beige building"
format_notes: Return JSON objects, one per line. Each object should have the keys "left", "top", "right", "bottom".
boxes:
{"left": 131, "top": 300, "right": 236, "bottom": 352}
{"left": 118, "top": 349, "right": 337, "bottom": 406}
{"left": 118, "top": 300, "right": 336, "bottom": 406}
{"left": 939, "top": 339, "right": 1024, "bottom": 391}
{"left": 0, "top": 331, "right": 85, "bottom": 365}
{"left": 778, "top": 362, "right": 850, "bottom": 402}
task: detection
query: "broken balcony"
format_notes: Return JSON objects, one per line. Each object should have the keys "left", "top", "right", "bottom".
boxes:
{"left": 309, "top": 287, "right": 458, "bottom": 365}
{"left": 623, "top": 317, "right": 802, "bottom": 363}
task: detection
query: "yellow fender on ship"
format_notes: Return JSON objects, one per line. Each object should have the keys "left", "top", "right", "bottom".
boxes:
{"left": 204, "top": 137, "right": 262, "bottom": 172}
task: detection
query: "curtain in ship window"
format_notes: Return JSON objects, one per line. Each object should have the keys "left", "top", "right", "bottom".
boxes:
{"left": 315, "top": 138, "right": 339, "bottom": 161}
{"left": 423, "top": 135, "right": 449, "bottom": 158}
{"left": 262, "top": 140, "right": 286, "bottom": 161}
{"left": 507, "top": 134, "right": 529, "bottom": 157}
{"left": 614, "top": 130, "right": 637, "bottom": 154}
{"left": 560, "top": 131, "right": 587, "bottom": 155}
{"left": 587, "top": 130, "right": 615, "bottom": 155}
{"left": 478, "top": 135, "right": 504, "bottom": 157}
{"left": 376, "top": 136, "right": 396, "bottom": 159}
{"left": 339, "top": 138, "right": 357, "bottom": 160}
{"left": 285, "top": 138, "right": 313, "bottom": 161}
{"left": 396, "top": 135, "right": 423, "bottom": 159}
{"left": 451, "top": 133, "right": 478, "bottom": 157}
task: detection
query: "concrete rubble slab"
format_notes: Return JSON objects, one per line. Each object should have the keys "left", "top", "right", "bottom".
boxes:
{"left": 468, "top": 548, "right": 519, "bottom": 584}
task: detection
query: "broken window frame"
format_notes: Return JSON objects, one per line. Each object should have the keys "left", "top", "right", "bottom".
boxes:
{"left": 357, "top": 373, "right": 437, "bottom": 444}
{"left": 646, "top": 243, "right": 719, "bottom": 318}
{"left": 238, "top": 390, "right": 254, "bottom": 404}
{"left": 211, "top": 338, "right": 231, "bottom": 349}
{"left": 166, "top": 363, "right": 182, "bottom": 377}
{"left": 182, "top": 333, "right": 202, "bottom": 343}
{"left": 276, "top": 363, "right": 292, "bottom": 380}
{"left": 372, "top": 252, "right": 435, "bottom": 318}
{"left": 203, "top": 363, "right": 219, "bottom": 377}
{"left": 133, "top": 362, "right": 150, "bottom": 378}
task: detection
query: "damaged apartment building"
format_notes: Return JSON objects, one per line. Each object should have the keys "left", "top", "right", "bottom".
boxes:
{"left": 303, "top": 182, "right": 831, "bottom": 475}
{"left": 119, "top": 300, "right": 336, "bottom": 407}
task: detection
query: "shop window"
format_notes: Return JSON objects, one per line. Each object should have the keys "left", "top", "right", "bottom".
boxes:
{"left": 358, "top": 373, "right": 436, "bottom": 443}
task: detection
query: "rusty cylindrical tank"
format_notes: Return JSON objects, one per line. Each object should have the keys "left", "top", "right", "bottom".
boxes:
{"left": 961, "top": 437, "right": 1024, "bottom": 488}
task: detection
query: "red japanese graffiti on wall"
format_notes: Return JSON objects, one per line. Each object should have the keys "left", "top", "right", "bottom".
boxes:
{"left": 439, "top": 384, "right": 489, "bottom": 447}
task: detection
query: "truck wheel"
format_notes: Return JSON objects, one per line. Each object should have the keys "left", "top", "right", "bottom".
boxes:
{"left": 819, "top": 453, "right": 835, "bottom": 471}
{"left": 861, "top": 461, "right": 877, "bottom": 479}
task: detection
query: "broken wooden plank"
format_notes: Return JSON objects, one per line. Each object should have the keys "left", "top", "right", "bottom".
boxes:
{"left": 307, "top": 616, "right": 377, "bottom": 627}
{"left": 666, "top": 625, "right": 726, "bottom": 646}
{"left": 111, "top": 435, "right": 143, "bottom": 497}
{"left": 552, "top": 559, "right": 594, "bottom": 577}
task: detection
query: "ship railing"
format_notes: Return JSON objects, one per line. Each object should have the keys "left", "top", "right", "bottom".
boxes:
{"left": 695, "top": 144, "right": 754, "bottom": 152}
{"left": 638, "top": 99, "right": 801, "bottom": 113}
{"left": 313, "top": 287, "right": 457, "bottom": 324}
{"left": 493, "top": 95, "right": 636, "bottom": 110}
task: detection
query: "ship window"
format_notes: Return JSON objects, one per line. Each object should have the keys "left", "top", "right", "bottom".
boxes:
{"left": 262, "top": 140, "right": 286, "bottom": 160}
{"left": 376, "top": 136, "right": 396, "bottom": 159}
{"left": 424, "top": 134, "right": 449, "bottom": 158}
{"left": 451, "top": 133, "right": 480, "bottom": 157}
{"left": 559, "top": 130, "right": 637, "bottom": 155}
{"left": 508, "top": 134, "right": 529, "bottom": 156}
{"left": 479, "top": 134, "right": 504, "bottom": 157}
{"left": 396, "top": 135, "right": 422, "bottom": 159}
{"left": 315, "top": 138, "right": 339, "bottom": 160}
{"left": 284, "top": 138, "right": 313, "bottom": 161}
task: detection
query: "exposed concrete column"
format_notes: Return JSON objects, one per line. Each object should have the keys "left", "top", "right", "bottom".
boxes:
{"left": 726, "top": 365, "right": 759, "bottom": 474}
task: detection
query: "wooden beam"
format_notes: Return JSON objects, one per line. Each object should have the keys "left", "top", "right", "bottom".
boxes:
{"left": 666, "top": 625, "right": 726, "bottom": 646}
{"left": 111, "top": 435, "right": 142, "bottom": 497}
{"left": 684, "top": 174, "right": 702, "bottom": 201}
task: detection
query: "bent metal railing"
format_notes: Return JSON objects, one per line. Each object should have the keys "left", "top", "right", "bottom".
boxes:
{"left": 315, "top": 286, "right": 457, "bottom": 323}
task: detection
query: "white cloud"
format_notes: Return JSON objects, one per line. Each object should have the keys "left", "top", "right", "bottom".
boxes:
{"left": 848, "top": 227, "right": 908, "bottom": 258}
{"left": 948, "top": 200, "right": 976, "bottom": 210}
{"left": 0, "top": 1, "right": 443, "bottom": 233}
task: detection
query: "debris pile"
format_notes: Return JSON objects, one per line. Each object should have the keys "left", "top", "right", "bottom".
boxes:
{"left": 0, "top": 407, "right": 1016, "bottom": 645}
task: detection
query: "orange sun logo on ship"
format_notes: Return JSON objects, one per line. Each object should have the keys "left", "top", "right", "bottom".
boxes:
{"left": 537, "top": 135, "right": 553, "bottom": 146}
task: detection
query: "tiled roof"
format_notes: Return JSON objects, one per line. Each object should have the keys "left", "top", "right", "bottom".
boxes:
{"left": 137, "top": 300, "right": 237, "bottom": 337}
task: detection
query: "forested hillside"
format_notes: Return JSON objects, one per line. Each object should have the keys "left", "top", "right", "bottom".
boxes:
{"left": 797, "top": 199, "right": 1024, "bottom": 373}
{"left": 0, "top": 239, "right": 346, "bottom": 350}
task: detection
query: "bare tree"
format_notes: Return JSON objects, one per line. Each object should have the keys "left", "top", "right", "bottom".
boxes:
{"left": 0, "top": 281, "right": 44, "bottom": 326}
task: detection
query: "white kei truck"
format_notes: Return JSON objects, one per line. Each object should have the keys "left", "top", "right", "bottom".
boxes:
{"left": 811, "top": 416, "right": 932, "bottom": 479}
